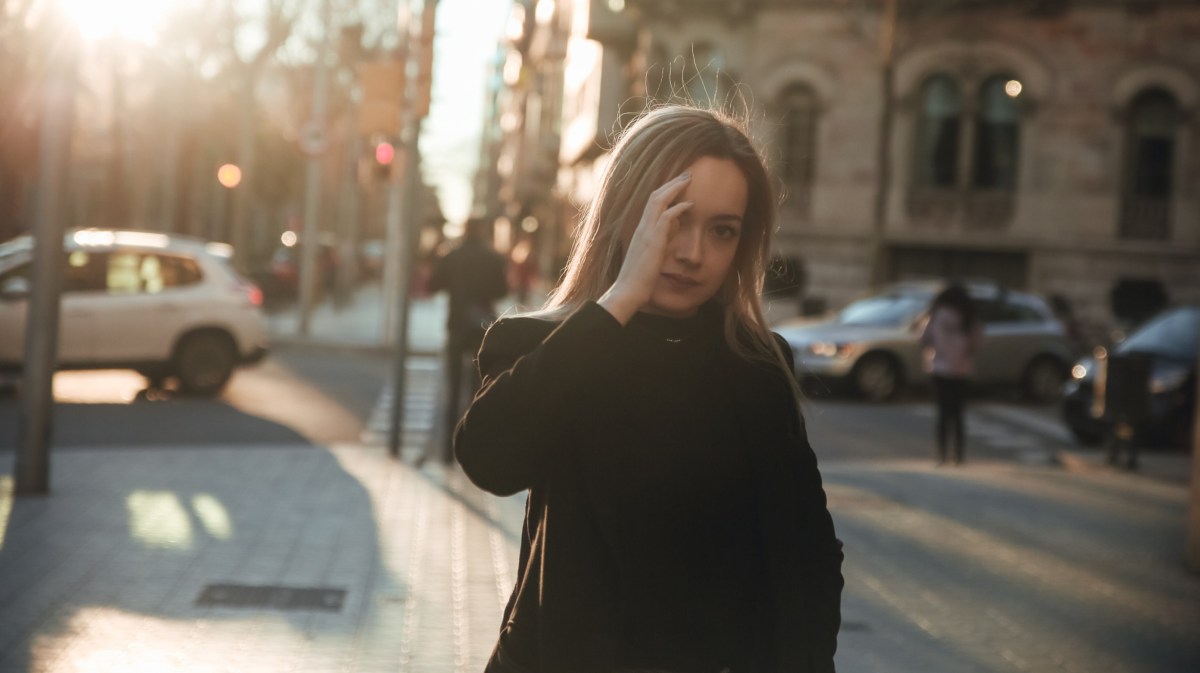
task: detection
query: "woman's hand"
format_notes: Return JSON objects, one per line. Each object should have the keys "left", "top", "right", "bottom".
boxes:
{"left": 598, "top": 171, "right": 694, "bottom": 324}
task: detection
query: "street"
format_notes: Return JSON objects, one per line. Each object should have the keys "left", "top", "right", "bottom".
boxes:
{"left": 1, "top": 343, "right": 1197, "bottom": 672}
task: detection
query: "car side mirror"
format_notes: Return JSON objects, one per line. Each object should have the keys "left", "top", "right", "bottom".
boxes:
{"left": 0, "top": 276, "right": 30, "bottom": 300}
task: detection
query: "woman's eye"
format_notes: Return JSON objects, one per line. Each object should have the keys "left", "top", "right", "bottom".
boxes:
{"left": 712, "top": 224, "right": 740, "bottom": 240}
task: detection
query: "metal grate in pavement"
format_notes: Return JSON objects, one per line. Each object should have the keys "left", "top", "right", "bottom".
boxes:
{"left": 196, "top": 584, "right": 347, "bottom": 612}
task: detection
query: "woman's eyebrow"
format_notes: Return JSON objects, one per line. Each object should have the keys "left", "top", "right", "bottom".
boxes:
{"left": 710, "top": 214, "right": 744, "bottom": 223}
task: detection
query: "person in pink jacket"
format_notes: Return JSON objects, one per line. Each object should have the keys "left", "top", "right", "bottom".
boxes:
{"left": 920, "top": 284, "right": 984, "bottom": 465}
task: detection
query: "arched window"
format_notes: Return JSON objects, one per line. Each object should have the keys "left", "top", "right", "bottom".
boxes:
{"left": 779, "top": 83, "right": 819, "bottom": 214}
{"left": 972, "top": 75, "right": 1022, "bottom": 190}
{"left": 1121, "top": 88, "right": 1179, "bottom": 239}
{"left": 913, "top": 75, "right": 962, "bottom": 189}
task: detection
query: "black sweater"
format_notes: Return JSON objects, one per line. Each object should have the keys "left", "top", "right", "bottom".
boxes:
{"left": 455, "top": 302, "right": 843, "bottom": 673}
{"left": 612, "top": 308, "right": 768, "bottom": 671}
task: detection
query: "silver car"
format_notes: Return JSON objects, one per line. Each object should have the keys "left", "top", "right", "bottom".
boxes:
{"left": 775, "top": 281, "right": 1076, "bottom": 402}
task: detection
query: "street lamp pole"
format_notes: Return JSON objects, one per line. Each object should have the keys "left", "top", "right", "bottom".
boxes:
{"left": 298, "top": 0, "right": 334, "bottom": 337}
{"left": 388, "top": 0, "right": 437, "bottom": 459}
{"left": 15, "top": 23, "right": 79, "bottom": 496}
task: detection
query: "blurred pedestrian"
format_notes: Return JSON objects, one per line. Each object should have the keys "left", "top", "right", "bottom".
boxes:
{"left": 428, "top": 216, "right": 508, "bottom": 463}
{"left": 920, "top": 283, "right": 984, "bottom": 466}
{"left": 454, "top": 106, "right": 844, "bottom": 673}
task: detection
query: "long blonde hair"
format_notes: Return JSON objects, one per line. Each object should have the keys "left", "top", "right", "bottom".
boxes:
{"left": 531, "top": 105, "right": 799, "bottom": 403}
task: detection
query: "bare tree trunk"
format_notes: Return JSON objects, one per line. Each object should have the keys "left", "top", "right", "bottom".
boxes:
{"left": 108, "top": 44, "right": 128, "bottom": 229}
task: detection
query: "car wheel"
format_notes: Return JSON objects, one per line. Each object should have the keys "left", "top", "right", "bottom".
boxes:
{"left": 853, "top": 353, "right": 901, "bottom": 402}
{"left": 174, "top": 332, "right": 236, "bottom": 396}
{"left": 1023, "top": 356, "right": 1065, "bottom": 404}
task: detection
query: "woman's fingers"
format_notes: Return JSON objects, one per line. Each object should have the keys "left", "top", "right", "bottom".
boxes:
{"left": 643, "top": 171, "right": 692, "bottom": 217}
{"left": 598, "top": 171, "right": 694, "bottom": 323}
{"left": 630, "top": 172, "right": 692, "bottom": 246}
{"left": 660, "top": 199, "right": 694, "bottom": 226}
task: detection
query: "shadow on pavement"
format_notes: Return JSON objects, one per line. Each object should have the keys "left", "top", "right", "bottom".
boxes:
{"left": 0, "top": 397, "right": 313, "bottom": 449}
{"left": 0, "top": 440, "right": 395, "bottom": 671}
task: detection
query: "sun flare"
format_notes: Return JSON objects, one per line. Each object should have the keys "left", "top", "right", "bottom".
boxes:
{"left": 58, "top": 0, "right": 177, "bottom": 43}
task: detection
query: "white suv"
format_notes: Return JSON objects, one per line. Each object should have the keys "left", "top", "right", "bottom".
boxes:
{"left": 0, "top": 229, "right": 269, "bottom": 395}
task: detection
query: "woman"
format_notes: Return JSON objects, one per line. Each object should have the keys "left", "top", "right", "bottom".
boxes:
{"left": 920, "top": 283, "right": 984, "bottom": 466}
{"left": 454, "top": 106, "right": 844, "bottom": 673}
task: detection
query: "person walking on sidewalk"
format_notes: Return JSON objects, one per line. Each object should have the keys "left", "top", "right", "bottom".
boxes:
{"left": 429, "top": 216, "right": 509, "bottom": 463}
{"left": 920, "top": 283, "right": 984, "bottom": 466}
{"left": 454, "top": 105, "right": 844, "bottom": 673}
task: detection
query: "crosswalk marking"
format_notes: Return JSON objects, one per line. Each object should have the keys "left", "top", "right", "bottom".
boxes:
{"left": 362, "top": 355, "right": 442, "bottom": 448}
{"left": 975, "top": 403, "right": 1075, "bottom": 444}
{"left": 906, "top": 401, "right": 1067, "bottom": 461}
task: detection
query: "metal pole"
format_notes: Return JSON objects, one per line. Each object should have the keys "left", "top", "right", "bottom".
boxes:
{"left": 388, "top": 0, "right": 436, "bottom": 458}
{"left": 387, "top": 124, "right": 419, "bottom": 458}
{"left": 381, "top": 151, "right": 405, "bottom": 345}
{"left": 16, "top": 30, "right": 78, "bottom": 496}
{"left": 298, "top": 0, "right": 334, "bottom": 337}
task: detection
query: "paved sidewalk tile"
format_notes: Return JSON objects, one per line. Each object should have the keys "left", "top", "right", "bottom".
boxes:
{"left": 0, "top": 444, "right": 526, "bottom": 673}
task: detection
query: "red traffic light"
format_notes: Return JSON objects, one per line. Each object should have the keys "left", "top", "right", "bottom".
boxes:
{"left": 374, "top": 142, "right": 395, "bottom": 165}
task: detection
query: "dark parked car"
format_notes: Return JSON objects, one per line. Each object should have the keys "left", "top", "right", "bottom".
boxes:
{"left": 1062, "top": 305, "right": 1198, "bottom": 449}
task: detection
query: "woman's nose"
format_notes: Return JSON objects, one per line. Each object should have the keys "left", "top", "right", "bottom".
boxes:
{"left": 671, "top": 226, "right": 703, "bottom": 265}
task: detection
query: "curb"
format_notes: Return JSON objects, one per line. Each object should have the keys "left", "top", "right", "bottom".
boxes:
{"left": 268, "top": 337, "right": 440, "bottom": 358}
{"left": 1054, "top": 447, "right": 1191, "bottom": 487}
{"left": 1054, "top": 448, "right": 1105, "bottom": 474}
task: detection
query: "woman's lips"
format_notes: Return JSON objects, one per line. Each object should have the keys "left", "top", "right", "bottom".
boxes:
{"left": 661, "top": 273, "right": 700, "bottom": 290}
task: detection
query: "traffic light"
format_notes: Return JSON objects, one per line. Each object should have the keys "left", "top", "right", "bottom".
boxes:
{"left": 374, "top": 140, "right": 395, "bottom": 179}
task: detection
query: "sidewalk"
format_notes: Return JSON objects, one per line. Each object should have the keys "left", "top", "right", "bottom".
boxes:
{"left": 0, "top": 442, "right": 527, "bottom": 673}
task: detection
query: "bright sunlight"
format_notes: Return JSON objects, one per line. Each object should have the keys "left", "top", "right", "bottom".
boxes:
{"left": 57, "top": 0, "right": 177, "bottom": 43}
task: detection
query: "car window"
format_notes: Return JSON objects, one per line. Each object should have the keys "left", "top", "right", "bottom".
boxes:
{"left": 63, "top": 251, "right": 108, "bottom": 293}
{"left": 1118, "top": 308, "right": 1200, "bottom": 360}
{"left": 999, "top": 299, "right": 1043, "bottom": 323}
{"left": 838, "top": 294, "right": 928, "bottom": 327}
{"left": 975, "top": 298, "right": 1035, "bottom": 324}
{"left": 106, "top": 252, "right": 143, "bottom": 293}
{"left": 98, "top": 251, "right": 204, "bottom": 294}
{"left": 150, "top": 254, "right": 203, "bottom": 291}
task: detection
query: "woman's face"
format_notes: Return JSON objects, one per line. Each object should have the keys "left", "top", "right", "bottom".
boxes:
{"left": 640, "top": 155, "right": 748, "bottom": 318}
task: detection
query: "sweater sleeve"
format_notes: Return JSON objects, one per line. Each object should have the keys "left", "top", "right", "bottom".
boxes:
{"left": 793, "top": 424, "right": 845, "bottom": 672}
{"left": 771, "top": 331, "right": 843, "bottom": 670}
{"left": 453, "top": 301, "right": 630, "bottom": 496}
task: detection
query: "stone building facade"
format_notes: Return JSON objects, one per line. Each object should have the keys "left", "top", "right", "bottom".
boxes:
{"left": 484, "top": 0, "right": 1200, "bottom": 335}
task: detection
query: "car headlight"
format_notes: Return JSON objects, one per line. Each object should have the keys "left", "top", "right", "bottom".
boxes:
{"left": 807, "top": 341, "right": 857, "bottom": 358}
